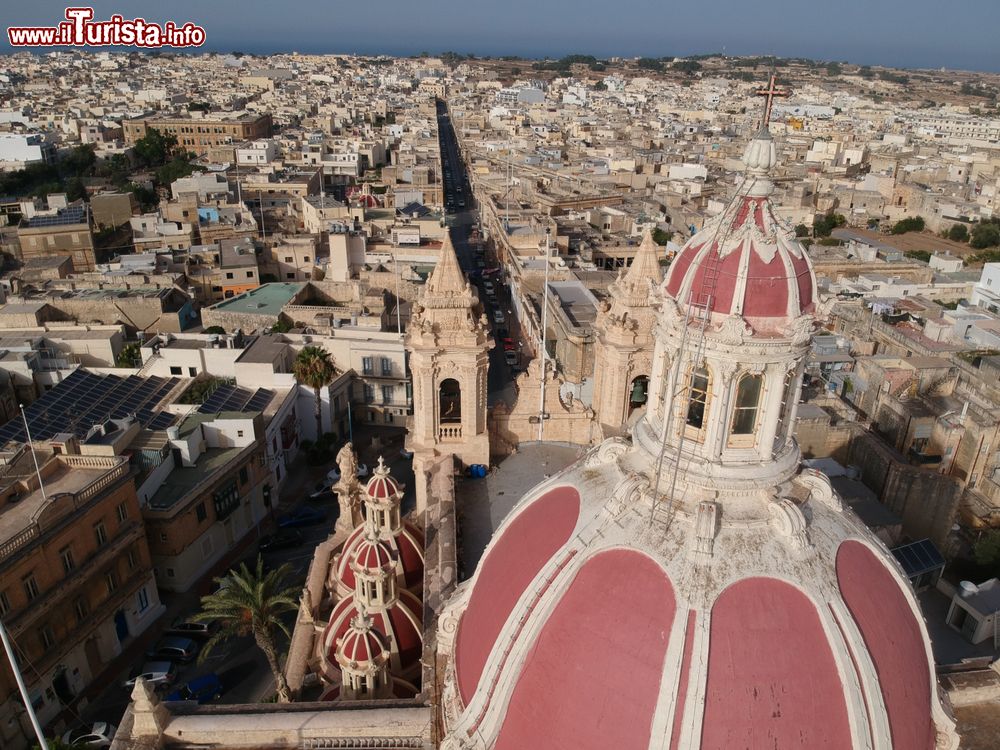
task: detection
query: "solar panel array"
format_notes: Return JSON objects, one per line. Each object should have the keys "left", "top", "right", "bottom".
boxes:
{"left": 891, "top": 538, "right": 946, "bottom": 578}
{"left": 196, "top": 384, "right": 273, "bottom": 414}
{"left": 25, "top": 205, "right": 88, "bottom": 228}
{"left": 0, "top": 369, "right": 180, "bottom": 443}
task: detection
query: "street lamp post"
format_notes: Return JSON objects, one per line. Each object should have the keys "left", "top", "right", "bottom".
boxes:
{"left": 538, "top": 228, "right": 551, "bottom": 442}
{"left": 0, "top": 618, "right": 47, "bottom": 750}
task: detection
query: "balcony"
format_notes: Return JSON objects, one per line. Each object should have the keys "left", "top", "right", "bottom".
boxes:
{"left": 439, "top": 425, "right": 462, "bottom": 441}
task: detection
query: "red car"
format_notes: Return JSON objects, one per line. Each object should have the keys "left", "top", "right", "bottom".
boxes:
{"left": 502, "top": 338, "right": 516, "bottom": 351}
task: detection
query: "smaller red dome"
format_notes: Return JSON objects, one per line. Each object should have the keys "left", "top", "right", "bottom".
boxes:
{"left": 352, "top": 534, "right": 396, "bottom": 574}
{"left": 335, "top": 521, "right": 425, "bottom": 595}
{"left": 336, "top": 616, "right": 389, "bottom": 667}
{"left": 365, "top": 456, "right": 401, "bottom": 500}
{"left": 323, "top": 589, "right": 424, "bottom": 679}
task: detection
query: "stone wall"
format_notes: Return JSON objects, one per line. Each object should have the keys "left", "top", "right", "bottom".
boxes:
{"left": 488, "top": 358, "right": 602, "bottom": 456}
{"left": 847, "top": 430, "right": 961, "bottom": 548}
{"left": 794, "top": 404, "right": 854, "bottom": 463}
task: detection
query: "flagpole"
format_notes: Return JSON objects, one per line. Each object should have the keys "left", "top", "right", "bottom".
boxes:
{"left": 20, "top": 404, "right": 46, "bottom": 502}
{"left": 0, "top": 618, "right": 48, "bottom": 749}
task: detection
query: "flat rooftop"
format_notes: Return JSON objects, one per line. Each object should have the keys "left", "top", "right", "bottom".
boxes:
{"left": 146, "top": 446, "right": 243, "bottom": 511}
{"left": 209, "top": 282, "right": 303, "bottom": 315}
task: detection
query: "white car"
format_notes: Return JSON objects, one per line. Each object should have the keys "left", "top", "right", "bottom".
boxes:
{"left": 62, "top": 722, "right": 117, "bottom": 748}
{"left": 492, "top": 309, "right": 505, "bottom": 324}
{"left": 482, "top": 281, "right": 495, "bottom": 295}
{"left": 356, "top": 463, "right": 370, "bottom": 478}
{"left": 325, "top": 468, "right": 341, "bottom": 485}
{"left": 123, "top": 661, "right": 176, "bottom": 690}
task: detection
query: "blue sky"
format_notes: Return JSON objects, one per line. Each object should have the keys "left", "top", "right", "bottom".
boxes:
{"left": 3, "top": 1, "right": 998, "bottom": 73}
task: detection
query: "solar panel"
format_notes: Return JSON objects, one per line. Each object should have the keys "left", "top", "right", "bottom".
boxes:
{"left": 891, "top": 539, "right": 945, "bottom": 578}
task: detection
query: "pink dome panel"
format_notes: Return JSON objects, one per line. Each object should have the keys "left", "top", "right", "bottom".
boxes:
{"left": 455, "top": 485, "right": 580, "bottom": 704}
{"left": 494, "top": 549, "right": 675, "bottom": 750}
{"left": 743, "top": 244, "right": 792, "bottom": 318}
{"left": 701, "top": 577, "right": 852, "bottom": 749}
{"left": 837, "top": 540, "right": 936, "bottom": 750}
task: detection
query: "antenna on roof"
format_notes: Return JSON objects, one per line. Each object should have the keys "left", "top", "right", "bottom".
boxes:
{"left": 19, "top": 404, "right": 47, "bottom": 503}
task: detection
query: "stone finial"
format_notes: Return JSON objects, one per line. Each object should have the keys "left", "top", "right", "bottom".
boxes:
{"left": 130, "top": 677, "right": 168, "bottom": 738}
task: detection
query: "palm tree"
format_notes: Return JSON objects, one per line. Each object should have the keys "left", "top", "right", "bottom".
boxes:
{"left": 194, "top": 557, "right": 300, "bottom": 703}
{"left": 292, "top": 345, "right": 336, "bottom": 440}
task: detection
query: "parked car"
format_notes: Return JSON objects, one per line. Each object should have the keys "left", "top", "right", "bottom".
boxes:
{"left": 502, "top": 338, "right": 516, "bottom": 351}
{"left": 123, "top": 661, "right": 176, "bottom": 690}
{"left": 325, "top": 468, "right": 341, "bottom": 485}
{"left": 166, "top": 673, "right": 224, "bottom": 704}
{"left": 482, "top": 281, "right": 495, "bottom": 295}
{"left": 399, "top": 447, "right": 414, "bottom": 459}
{"left": 492, "top": 309, "right": 505, "bottom": 324}
{"left": 62, "top": 722, "right": 118, "bottom": 748}
{"left": 278, "top": 506, "right": 327, "bottom": 528}
{"left": 309, "top": 488, "right": 335, "bottom": 502}
{"left": 146, "top": 636, "right": 200, "bottom": 663}
{"left": 504, "top": 350, "right": 519, "bottom": 366}
{"left": 260, "top": 529, "right": 303, "bottom": 553}
{"left": 356, "top": 463, "right": 370, "bottom": 478}
{"left": 166, "top": 618, "right": 217, "bottom": 640}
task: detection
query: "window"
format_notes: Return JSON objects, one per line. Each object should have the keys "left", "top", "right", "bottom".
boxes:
{"left": 286, "top": 272, "right": 295, "bottom": 279}
{"left": 105, "top": 571, "right": 118, "bottom": 594}
{"left": 137, "top": 587, "right": 149, "bottom": 613}
{"left": 212, "top": 285, "right": 223, "bottom": 292}
{"left": 41, "top": 626, "right": 55, "bottom": 649}
{"left": 239, "top": 467, "right": 249, "bottom": 484}
{"left": 225, "top": 272, "right": 234, "bottom": 279}
{"left": 731, "top": 373, "right": 763, "bottom": 436}
{"left": 284, "top": 256, "right": 294, "bottom": 262}
{"left": 94, "top": 522, "right": 107, "bottom": 546}
{"left": 196, "top": 502, "right": 207, "bottom": 522}
{"left": 23, "top": 575, "right": 40, "bottom": 601}
{"left": 237, "top": 430, "right": 245, "bottom": 438}
{"left": 169, "top": 366, "right": 182, "bottom": 375}
{"left": 116, "top": 502, "right": 128, "bottom": 523}
{"left": 127, "top": 549, "right": 138, "bottom": 570}
{"left": 0, "top": 590, "right": 9, "bottom": 616}
{"left": 74, "top": 598, "right": 87, "bottom": 623}
{"left": 188, "top": 367, "right": 197, "bottom": 376}
{"left": 362, "top": 356, "right": 374, "bottom": 375}
{"left": 382, "top": 385, "right": 395, "bottom": 404}
{"left": 381, "top": 357, "right": 392, "bottom": 376}
{"left": 166, "top": 568, "right": 175, "bottom": 578}
{"left": 246, "top": 271, "right": 254, "bottom": 278}
{"left": 60, "top": 547, "right": 75, "bottom": 574}
{"left": 303, "top": 256, "right": 311, "bottom": 263}
{"left": 684, "top": 366, "right": 710, "bottom": 433}
{"left": 364, "top": 385, "right": 376, "bottom": 403}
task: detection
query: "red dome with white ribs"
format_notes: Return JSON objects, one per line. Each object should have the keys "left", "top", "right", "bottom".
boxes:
{"left": 454, "top": 485, "right": 581, "bottom": 705}
{"left": 663, "top": 195, "right": 815, "bottom": 329}
{"left": 323, "top": 589, "right": 423, "bottom": 679}
{"left": 351, "top": 533, "right": 395, "bottom": 574}
{"left": 335, "top": 521, "right": 425, "bottom": 594}
{"left": 335, "top": 616, "right": 388, "bottom": 667}
{"left": 663, "top": 129, "right": 816, "bottom": 334}
{"left": 365, "top": 457, "right": 402, "bottom": 500}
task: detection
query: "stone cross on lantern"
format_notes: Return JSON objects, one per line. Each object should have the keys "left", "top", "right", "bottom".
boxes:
{"left": 754, "top": 73, "right": 790, "bottom": 128}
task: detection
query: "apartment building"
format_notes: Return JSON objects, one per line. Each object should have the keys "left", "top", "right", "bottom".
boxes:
{"left": 141, "top": 412, "right": 272, "bottom": 592}
{"left": 16, "top": 203, "right": 98, "bottom": 272}
{"left": 0, "top": 438, "right": 162, "bottom": 749}
{"left": 123, "top": 112, "right": 273, "bottom": 153}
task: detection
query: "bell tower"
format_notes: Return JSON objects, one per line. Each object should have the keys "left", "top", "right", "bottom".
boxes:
{"left": 405, "top": 234, "right": 492, "bottom": 511}
{"left": 592, "top": 229, "right": 664, "bottom": 433}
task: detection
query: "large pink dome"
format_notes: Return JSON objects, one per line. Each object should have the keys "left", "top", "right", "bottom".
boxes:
{"left": 440, "top": 470, "right": 954, "bottom": 749}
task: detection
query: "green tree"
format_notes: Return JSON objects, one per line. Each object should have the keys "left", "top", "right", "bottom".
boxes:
{"left": 115, "top": 342, "right": 142, "bottom": 368}
{"left": 890, "top": 216, "right": 925, "bottom": 234}
{"left": 293, "top": 345, "right": 337, "bottom": 439}
{"left": 62, "top": 143, "right": 97, "bottom": 176}
{"left": 132, "top": 127, "right": 178, "bottom": 168}
{"left": 204, "top": 325, "right": 226, "bottom": 335}
{"left": 813, "top": 212, "right": 846, "bottom": 237}
{"left": 195, "top": 557, "right": 299, "bottom": 703}
{"left": 794, "top": 223, "right": 810, "bottom": 238}
{"left": 825, "top": 62, "right": 842, "bottom": 76}
{"left": 948, "top": 224, "right": 969, "bottom": 242}
{"left": 971, "top": 222, "right": 1000, "bottom": 249}
{"left": 973, "top": 531, "right": 1000, "bottom": 575}
{"left": 651, "top": 227, "right": 671, "bottom": 245}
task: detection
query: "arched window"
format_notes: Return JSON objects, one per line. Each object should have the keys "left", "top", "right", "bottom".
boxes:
{"left": 731, "top": 373, "right": 763, "bottom": 436}
{"left": 439, "top": 378, "right": 461, "bottom": 423}
{"left": 628, "top": 375, "right": 649, "bottom": 416}
{"left": 685, "top": 366, "right": 711, "bottom": 434}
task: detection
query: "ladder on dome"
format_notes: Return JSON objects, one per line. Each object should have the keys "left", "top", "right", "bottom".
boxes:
{"left": 650, "top": 174, "right": 760, "bottom": 529}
